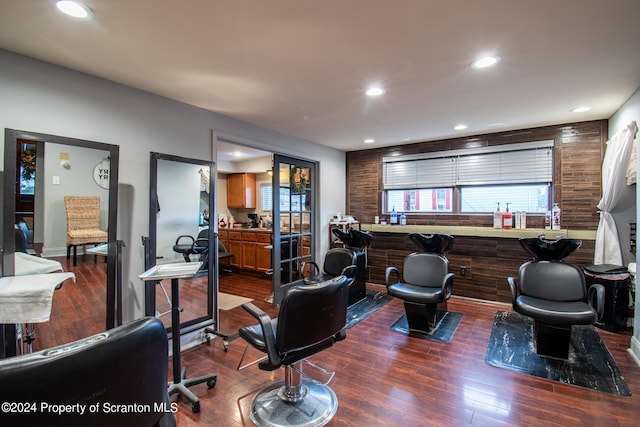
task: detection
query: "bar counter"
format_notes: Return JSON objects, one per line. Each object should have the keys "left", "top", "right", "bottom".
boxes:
{"left": 360, "top": 224, "right": 596, "bottom": 241}
{"left": 358, "top": 224, "right": 597, "bottom": 303}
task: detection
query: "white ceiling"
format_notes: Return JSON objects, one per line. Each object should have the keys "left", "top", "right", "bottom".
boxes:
{"left": 1, "top": 1, "right": 639, "bottom": 158}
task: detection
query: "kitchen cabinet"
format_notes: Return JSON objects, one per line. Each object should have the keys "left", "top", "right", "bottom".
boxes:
{"left": 256, "top": 233, "right": 272, "bottom": 272}
{"left": 222, "top": 229, "right": 272, "bottom": 272}
{"left": 227, "top": 231, "right": 243, "bottom": 268}
{"left": 227, "top": 173, "right": 256, "bottom": 208}
{"left": 241, "top": 232, "right": 257, "bottom": 270}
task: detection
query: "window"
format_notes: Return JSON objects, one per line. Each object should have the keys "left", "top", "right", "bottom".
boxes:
{"left": 260, "top": 184, "right": 306, "bottom": 212}
{"left": 386, "top": 189, "right": 453, "bottom": 213}
{"left": 382, "top": 140, "right": 553, "bottom": 214}
{"left": 260, "top": 184, "right": 272, "bottom": 212}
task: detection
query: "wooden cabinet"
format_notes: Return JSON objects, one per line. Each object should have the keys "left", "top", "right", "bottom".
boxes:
{"left": 299, "top": 235, "right": 312, "bottom": 276}
{"left": 222, "top": 229, "right": 272, "bottom": 272}
{"left": 227, "top": 231, "right": 243, "bottom": 268}
{"left": 227, "top": 173, "right": 256, "bottom": 208}
{"left": 256, "top": 233, "right": 272, "bottom": 272}
{"left": 241, "top": 232, "right": 257, "bottom": 269}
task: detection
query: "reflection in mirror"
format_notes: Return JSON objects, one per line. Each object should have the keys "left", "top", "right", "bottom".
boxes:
{"left": 146, "top": 152, "right": 215, "bottom": 335}
{"left": 2, "top": 129, "right": 119, "bottom": 357}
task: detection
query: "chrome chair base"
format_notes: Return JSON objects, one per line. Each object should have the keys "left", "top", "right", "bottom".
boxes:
{"left": 249, "top": 379, "right": 338, "bottom": 427}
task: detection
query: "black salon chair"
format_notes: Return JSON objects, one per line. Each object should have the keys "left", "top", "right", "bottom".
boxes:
{"left": 386, "top": 252, "right": 454, "bottom": 335}
{"left": 173, "top": 229, "right": 208, "bottom": 263}
{"left": 301, "top": 247, "right": 356, "bottom": 284}
{"left": 237, "top": 275, "right": 350, "bottom": 427}
{"left": 331, "top": 228, "right": 373, "bottom": 305}
{"left": 0, "top": 317, "right": 175, "bottom": 427}
{"left": 217, "top": 240, "right": 234, "bottom": 274}
{"left": 508, "top": 237, "right": 605, "bottom": 359}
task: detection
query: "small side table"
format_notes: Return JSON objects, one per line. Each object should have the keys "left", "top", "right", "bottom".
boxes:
{"left": 139, "top": 262, "right": 217, "bottom": 413}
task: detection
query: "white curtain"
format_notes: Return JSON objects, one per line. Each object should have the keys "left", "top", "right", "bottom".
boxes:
{"left": 594, "top": 120, "right": 638, "bottom": 265}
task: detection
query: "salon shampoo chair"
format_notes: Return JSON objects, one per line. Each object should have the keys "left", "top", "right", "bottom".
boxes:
{"left": 330, "top": 228, "right": 372, "bottom": 305}
{"left": 507, "top": 236, "right": 604, "bottom": 359}
{"left": 300, "top": 247, "right": 358, "bottom": 304}
{"left": 237, "top": 275, "right": 351, "bottom": 427}
{"left": 385, "top": 233, "right": 455, "bottom": 335}
{"left": 0, "top": 316, "right": 175, "bottom": 427}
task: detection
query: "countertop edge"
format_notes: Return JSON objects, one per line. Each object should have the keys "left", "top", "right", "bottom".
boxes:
{"left": 359, "top": 224, "right": 597, "bottom": 240}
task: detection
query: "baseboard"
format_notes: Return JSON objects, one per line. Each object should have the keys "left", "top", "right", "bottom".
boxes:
{"left": 628, "top": 335, "right": 640, "bottom": 367}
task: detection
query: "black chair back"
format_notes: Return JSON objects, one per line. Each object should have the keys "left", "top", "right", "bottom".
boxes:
{"left": 0, "top": 317, "right": 174, "bottom": 427}
{"left": 276, "top": 277, "right": 349, "bottom": 354}
{"left": 323, "top": 248, "right": 357, "bottom": 277}
{"left": 403, "top": 253, "right": 449, "bottom": 288}
{"left": 519, "top": 261, "right": 587, "bottom": 301}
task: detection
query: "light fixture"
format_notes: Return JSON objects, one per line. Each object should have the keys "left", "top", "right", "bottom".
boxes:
{"left": 266, "top": 169, "right": 273, "bottom": 176}
{"left": 52, "top": 0, "right": 94, "bottom": 20}
{"left": 571, "top": 106, "right": 591, "bottom": 113}
{"left": 454, "top": 124, "right": 468, "bottom": 131}
{"left": 471, "top": 55, "right": 501, "bottom": 69}
{"left": 364, "top": 138, "right": 375, "bottom": 144}
{"left": 366, "top": 86, "right": 385, "bottom": 97}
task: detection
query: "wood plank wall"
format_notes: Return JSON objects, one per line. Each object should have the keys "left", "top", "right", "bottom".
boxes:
{"left": 345, "top": 120, "right": 607, "bottom": 302}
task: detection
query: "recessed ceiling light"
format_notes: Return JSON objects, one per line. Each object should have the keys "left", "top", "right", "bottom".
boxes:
{"left": 364, "top": 139, "right": 375, "bottom": 144}
{"left": 488, "top": 122, "right": 504, "bottom": 127}
{"left": 366, "top": 87, "right": 385, "bottom": 97}
{"left": 52, "top": 1, "right": 94, "bottom": 20}
{"left": 471, "top": 55, "right": 501, "bottom": 69}
{"left": 571, "top": 106, "right": 591, "bottom": 113}
{"left": 230, "top": 151, "right": 244, "bottom": 157}
{"left": 454, "top": 124, "right": 468, "bottom": 131}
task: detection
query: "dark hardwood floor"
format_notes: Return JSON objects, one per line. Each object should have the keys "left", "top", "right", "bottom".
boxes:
{"left": 30, "top": 257, "right": 640, "bottom": 426}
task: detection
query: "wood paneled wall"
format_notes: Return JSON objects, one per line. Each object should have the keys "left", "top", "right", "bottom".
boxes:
{"left": 345, "top": 120, "right": 607, "bottom": 302}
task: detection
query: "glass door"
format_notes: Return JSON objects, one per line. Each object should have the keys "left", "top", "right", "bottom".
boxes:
{"left": 271, "top": 154, "right": 316, "bottom": 304}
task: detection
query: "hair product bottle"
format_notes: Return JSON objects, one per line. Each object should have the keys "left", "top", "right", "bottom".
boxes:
{"left": 390, "top": 207, "right": 398, "bottom": 225}
{"left": 552, "top": 203, "right": 561, "bottom": 230}
{"left": 493, "top": 202, "right": 503, "bottom": 229}
{"left": 502, "top": 203, "right": 513, "bottom": 229}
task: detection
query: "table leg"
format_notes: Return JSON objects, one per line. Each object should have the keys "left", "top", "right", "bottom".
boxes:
{"left": 167, "top": 278, "right": 217, "bottom": 413}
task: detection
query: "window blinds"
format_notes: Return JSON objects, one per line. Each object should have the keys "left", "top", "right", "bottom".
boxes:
{"left": 382, "top": 140, "right": 553, "bottom": 189}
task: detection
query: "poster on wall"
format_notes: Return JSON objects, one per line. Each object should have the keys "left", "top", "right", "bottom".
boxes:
{"left": 93, "top": 158, "right": 110, "bottom": 189}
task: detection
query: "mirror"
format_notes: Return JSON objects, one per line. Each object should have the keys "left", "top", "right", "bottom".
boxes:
{"left": 145, "top": 152, "right": 216, "bottom": 335}
{"left": 2, "top": 129, "right": 119, "bottom": 355}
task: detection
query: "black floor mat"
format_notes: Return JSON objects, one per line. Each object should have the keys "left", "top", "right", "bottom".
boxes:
{"left": 346, "top": 289, "right": 393, "bottom": 329}
{"left": 390, "top": 310, "right": 463, "bottom": 342}
{"left": 485, "top": 311, "right": 631, "bottom": 396}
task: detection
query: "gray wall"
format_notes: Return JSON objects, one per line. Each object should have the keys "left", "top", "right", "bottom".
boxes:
{"left": 608, "top": 86, "right": 640, "bottom": 363}
{"left": 0, "top": 49, "right": 346, "bottom": 322}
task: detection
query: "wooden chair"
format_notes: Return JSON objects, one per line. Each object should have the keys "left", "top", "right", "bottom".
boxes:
{"left": 64, "top": 196, "right": 108, "bottom": 266}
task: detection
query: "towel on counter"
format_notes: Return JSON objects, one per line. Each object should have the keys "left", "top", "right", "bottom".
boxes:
{"left": 0, "top": 272, "right": 75, "bottom": 323}
{"left": 14, "top": 252, "right": 64, "bottom": 276}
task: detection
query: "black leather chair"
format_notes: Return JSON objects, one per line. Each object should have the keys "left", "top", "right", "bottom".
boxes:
{"left": 237, "top": 275, "right": 350, "bottom": 427}
{"left": 331, "top": 228, "right": 372, "bottom": 305}
{"left": 173, "top": 229, "right": 209, "bottom": 263}
{"left": 300, "top": 248, "right": 358, "bottom": 305}
{"left": 508, "top": 237, "right": 605, "bottom": 359}
{"left": 0, "top": 317, "right": 175, "bottom": 427}
{"left": 386, "top": 252, "right": 455, "bottom": 334}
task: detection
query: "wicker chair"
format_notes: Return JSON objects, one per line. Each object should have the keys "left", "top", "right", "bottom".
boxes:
{"left": 64, "top": 196, "right": 108, "bottom": 266}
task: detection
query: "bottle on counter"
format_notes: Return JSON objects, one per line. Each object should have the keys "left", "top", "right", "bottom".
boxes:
{"left": 502, "top": 203, "right": 513, "bottom": 229}
{"left": 545, "top": 210, "right": 552, "bottom": 230}
{"left": 515, "top": 211, "right": 521, "bottom": 229}
{"left": 520, "top": 211, "right": 527, "bottom": 229}
{"left": 552, "top": 203, "right": 561, "bottom": 230}
{"left": 400, "top": 212, "right": 407, "bottom": 226}
{"left": 493, "top": 202, "right": 503, "bottom": 229}
{"left": 390, "top": 207, "right": 398, "bottom": 225}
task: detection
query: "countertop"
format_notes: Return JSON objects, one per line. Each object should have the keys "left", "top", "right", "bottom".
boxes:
{"left": 360, "top": 224, "right": 597, "bottom": 240}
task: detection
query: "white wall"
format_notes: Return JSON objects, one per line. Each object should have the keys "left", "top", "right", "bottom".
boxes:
{"left": 609, "top": 86, "right": 640, "bottom": 365}
{"left": 0, "top": 49, "right": 346, "bottom": 324}
{"left": 42, "top": 143, "right": 110, "bottom": 256}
